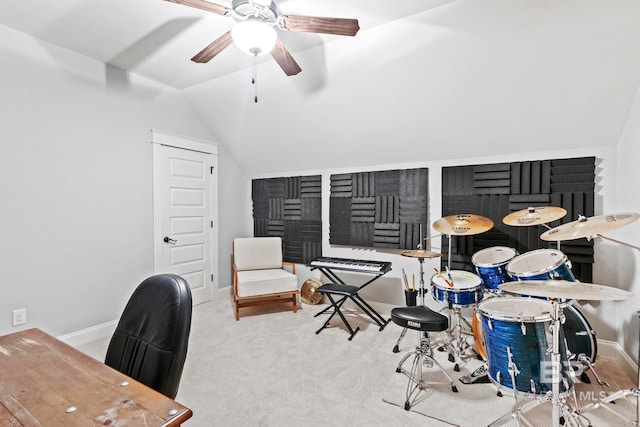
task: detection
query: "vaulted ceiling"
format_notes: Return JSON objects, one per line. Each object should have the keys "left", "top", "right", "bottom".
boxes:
{"left": 2, "top": 0, "right": 640, "bottom": 175}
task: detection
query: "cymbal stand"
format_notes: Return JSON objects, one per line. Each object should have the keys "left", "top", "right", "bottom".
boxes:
{"left": 576, "top": 310, "right": 640, "bottom": 426}
{"left": 393, "top": 254, "right": 428, "bottom": 354}
{"left": 393, "top": 229, "right": 446, "bottom": 354}
{"left": 437, "top": 302, "right": 476, "bottom": 372}
{"left": 541, "top": 223, "right": 561, "bottom": 250}
{"left": 446, "top": 233, "right": 452, "bottom": 271}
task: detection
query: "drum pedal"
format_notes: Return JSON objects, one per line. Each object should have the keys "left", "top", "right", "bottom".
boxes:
{"left": 459, "top": 364, "right": 491, "bottom": 384}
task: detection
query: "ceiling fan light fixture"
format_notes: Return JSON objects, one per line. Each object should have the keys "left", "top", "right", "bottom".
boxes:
{"left": 250, "top": 0, "right": 272, "bottom": 7}
{"left": 231, "top": 19, "right": 277, "bottom": 56}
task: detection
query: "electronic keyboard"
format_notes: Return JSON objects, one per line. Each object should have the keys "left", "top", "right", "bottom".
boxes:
{"left": 308, "top": 257, "right": 391, "bottom": 274}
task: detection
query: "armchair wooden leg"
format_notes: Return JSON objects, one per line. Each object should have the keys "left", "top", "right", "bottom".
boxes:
{"left": 235, "top": 301, "right": 240, "bottom": 321}
{"left": 292, "top": 294, "right": 298, "bottom": 313}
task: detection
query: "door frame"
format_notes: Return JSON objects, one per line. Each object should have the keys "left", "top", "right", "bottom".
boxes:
{"left": 151, "top": 129, "right": 219, "bottom": 304}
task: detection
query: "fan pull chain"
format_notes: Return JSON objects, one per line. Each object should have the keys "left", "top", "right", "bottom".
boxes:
{"left": 252, "top": 54, "right": 258, "bottom": 103}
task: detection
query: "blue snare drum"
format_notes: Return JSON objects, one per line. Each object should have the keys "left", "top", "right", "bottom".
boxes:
{"left": 478, "top": 297, "right": 573, "bottom": 394}
{"left": 431, "top": 270, "right": 483, "bottom": 307}
{"left": 506, "top": 249, "right": 575, "bottom": 282}
{"left": 472, "top": 246, "right": 518, "bottom": 292}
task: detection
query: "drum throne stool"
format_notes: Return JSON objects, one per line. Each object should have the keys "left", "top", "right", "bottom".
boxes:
{"left": 391, "top": 305, "right": 458, "bottom": 410}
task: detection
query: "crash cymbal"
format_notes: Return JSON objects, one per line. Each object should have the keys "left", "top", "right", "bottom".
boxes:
{"left": 400, "top": 249, "right": 442, "bottom": 259}
{"left": 503, "top": 206, "right": 567, "bottom": 226}
{"left": 499, "top": 280, "right": 633, "bottom": 301}
{"left": 432, "top": 214, "right": 494, "bottom": 236}
{"left": 540, "top": 212, "right": 640, "bottom": 241}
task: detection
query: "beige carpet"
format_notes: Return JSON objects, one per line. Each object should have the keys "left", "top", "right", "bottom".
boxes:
{"left": 381, "top": 341, "right": 637, "bottom": 426}
{"left": 77, "top": 297, "right": 638, "bottom": 427}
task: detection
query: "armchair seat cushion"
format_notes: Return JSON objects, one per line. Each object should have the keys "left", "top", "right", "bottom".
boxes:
{"left": 236, "top": 268, "right": 298, "bottom": 297}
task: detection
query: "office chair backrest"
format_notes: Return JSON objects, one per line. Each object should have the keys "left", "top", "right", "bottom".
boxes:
{"left": 105, "top": 274, "right": 192, "bottom": 399}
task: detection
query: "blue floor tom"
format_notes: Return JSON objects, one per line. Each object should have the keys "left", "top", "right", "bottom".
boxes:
{"left": 478, "top": 297, "right": 574, "bottom": 395}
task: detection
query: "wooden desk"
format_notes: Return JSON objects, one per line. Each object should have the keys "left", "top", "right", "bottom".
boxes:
{"left": 0, "top": 328, "right": 192, "bottom": 426}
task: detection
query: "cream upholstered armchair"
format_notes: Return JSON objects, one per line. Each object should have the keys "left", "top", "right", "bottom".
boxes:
{"left": 232, "top": 237, "right": 299, "bottom": 320}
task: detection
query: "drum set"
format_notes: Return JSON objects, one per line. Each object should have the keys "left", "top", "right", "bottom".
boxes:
{"left": 398, "top": 207, "right": 639, "bottom": 427}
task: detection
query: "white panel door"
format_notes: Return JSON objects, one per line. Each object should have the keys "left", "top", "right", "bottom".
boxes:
{"left": 152, "top": 133, "right": 218, "bottom": 306}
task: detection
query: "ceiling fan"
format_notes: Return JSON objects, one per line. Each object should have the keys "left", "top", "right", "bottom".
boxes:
{"left": 164, "top": 0, "right": 360, "bottom": 76}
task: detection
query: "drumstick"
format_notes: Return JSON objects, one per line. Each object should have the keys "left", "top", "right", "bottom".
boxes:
{"left": 434, "top": 267, "right": 453, "bottom": 287}
{"left": 401, "top": 268, "right": 410, "bottom": 291}
{"left": 445, "top": 266, "right": 454, "bottom": 287}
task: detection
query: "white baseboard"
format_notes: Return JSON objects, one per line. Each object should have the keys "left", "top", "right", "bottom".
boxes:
{"left": 57, "top": 320, "right": 117, "bottom": 347}
{"left": 57, "top": 287, "right": 232, "bottom": 347}
{"left": 214, "top": 285, "right": 232, "bottom": 300}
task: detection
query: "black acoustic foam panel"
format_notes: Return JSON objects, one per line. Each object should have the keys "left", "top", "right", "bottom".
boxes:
{"left": 441, "top": 157, "right": 595, "bottom": 282}
{"left": 330, "top": 168, "right": 429, "bottom": 250}
{"left": 252, "top": 176, "right": 322, "bottom": 264}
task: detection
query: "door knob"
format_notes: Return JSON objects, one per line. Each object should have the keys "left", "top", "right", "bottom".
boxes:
{"left": 163, "top": 236, "right": 177, "bottom": 244}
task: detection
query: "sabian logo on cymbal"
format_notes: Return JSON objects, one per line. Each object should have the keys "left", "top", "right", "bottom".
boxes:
{"left": 452, "top": 227, "right": 471, "bottom": 233}
{"left": 518, "top": 217, "right": 540, "bottom": 224}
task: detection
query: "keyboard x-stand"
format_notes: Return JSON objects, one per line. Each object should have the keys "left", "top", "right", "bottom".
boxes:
{"left": 308, "top": 257, "right": 392, "bottom": 340}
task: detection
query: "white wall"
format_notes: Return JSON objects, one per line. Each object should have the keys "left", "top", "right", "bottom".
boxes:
{"left": 612, "top": 85, "right": 640, "bottom": 359}
{"left": 0, "top": 25, "right": 248, "bottom": 337}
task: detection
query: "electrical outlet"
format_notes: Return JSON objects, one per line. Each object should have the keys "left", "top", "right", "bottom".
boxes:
{"left": 12, "top": 308, "right": 26, "bottom": 326}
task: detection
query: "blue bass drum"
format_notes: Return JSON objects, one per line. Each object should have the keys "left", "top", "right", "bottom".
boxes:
{"left": 478, "top": 297, "right": 574, "bottom": 395}
{"left": 431, "top": 270, "right": 483, "bottom": 307}
{"left": 471, "top": 246, "right": 518, "bottom": 292}
{"left": 563, "top": 304, "right": 598, "bottom": 366}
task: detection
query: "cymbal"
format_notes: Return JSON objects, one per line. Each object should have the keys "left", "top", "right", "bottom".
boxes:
{"left": 503, "top": 206, "right": 567, "bottom": 226}
{"left": 540, "top": 212, "right": 640, "bottom": 241}
{"left": 432, "top": 214, "right": 494, "bottom": 236}
{"left": 400, "top": 249, "right": 442, "bottom": 259}
{"left": 499, "top": 280, "right": 633, "bottom": 301}
{"left": 300, "top": 278, "right": 323, "bottom": 305}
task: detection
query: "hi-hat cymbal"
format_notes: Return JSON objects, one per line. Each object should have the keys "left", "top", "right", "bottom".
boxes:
{"left": 432, "top": 214, "right": 494, "bottom": 236}
{"left": 499, "top": 280, "right": 633, "bottom": 301}
{"left": 540, "top": 212, "right": 640, "bottom": 241}
{"left": 503, "top": 206, "right": 567, "bottom": 227}
{"left": 400, "top": 249, "right": 442, "bottom": 259}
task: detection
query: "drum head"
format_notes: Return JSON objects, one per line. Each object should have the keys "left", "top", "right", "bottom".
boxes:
{"left": 506, "top": 249, "right": 568, "bottom": 277}
{"left": 472, "top": 246, "right": 518, "bottom": 267}
{"left": 478, "top": 297, "right": 553, "bottom": 322}
{"left": 432, "top": 270, "right": 482, "bottom": 289}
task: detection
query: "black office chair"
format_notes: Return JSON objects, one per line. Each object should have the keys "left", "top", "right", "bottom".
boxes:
{"left": 105, "top": 274, "right": 192, "bottom": 399}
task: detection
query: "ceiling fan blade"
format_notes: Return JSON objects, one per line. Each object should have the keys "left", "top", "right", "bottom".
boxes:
{"left": 163, "top": 0, "right": 229, "bottom": 16}
{"left": 271, "top": 39, "right": 302, "bottom": 76}
{"left": 282, "top": 15, "right": 360, "bottom": 36}
{"left": 191, "top": 31, "right": 233, "bottom": 63}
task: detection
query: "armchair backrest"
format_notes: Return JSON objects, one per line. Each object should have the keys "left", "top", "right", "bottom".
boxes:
{"left": 233, "top": 237, "right": 284, "bottom": 271}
